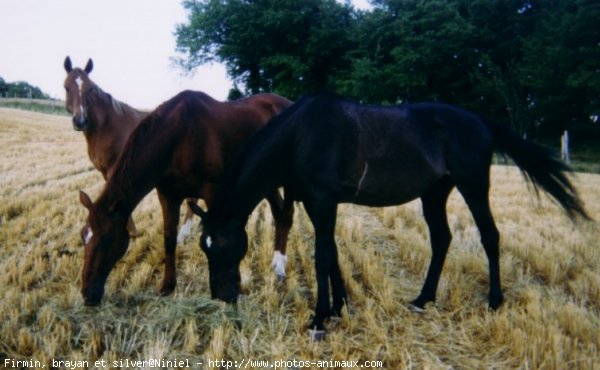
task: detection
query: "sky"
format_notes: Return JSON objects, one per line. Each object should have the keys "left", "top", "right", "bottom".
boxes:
{"left": 0, "top": 0, "right": 371, "bottom": 110}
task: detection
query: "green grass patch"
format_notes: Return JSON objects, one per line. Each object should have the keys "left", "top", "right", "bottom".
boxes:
{"left": 0, "top": 100, "right": 68, "bottom": 116}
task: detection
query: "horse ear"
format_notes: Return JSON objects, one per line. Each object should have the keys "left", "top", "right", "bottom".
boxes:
{"left": 84, "top": 58, "right": 94, "bottom": 74}
{"left": 64, "top": 56, "right": 73, "bottom": 73}
{"left": 188, "top": 201, "right": 207, "bottom": 220}
{"left": 79, "top": 190, "right": 93, "bottom": 210}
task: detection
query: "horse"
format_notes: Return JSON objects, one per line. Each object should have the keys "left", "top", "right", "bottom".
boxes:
{"left": 78, "top": 90, "right": 294, "bottom": 306}
{"left": 192, "top": 91, "right": 589, "bottom": 338}
{"left": 63, "top": 56, "right": 197, "bottom": 242}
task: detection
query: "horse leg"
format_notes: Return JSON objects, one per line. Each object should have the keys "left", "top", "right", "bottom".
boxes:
{"left": 329, "top": 251, "right": 346, "bottom": 318}
{"left": 412, "top": 176, "right": 454, "bottom": 310}
{"left": 456, "top": 177, "right": 503, "bottom": 310}
{"left": 177, "top": 197, "right": 198, "bottom": 244}
{"left": 304, "top": 198, "right": 346, "bottom": 333}
{"left": 178, "top": 184, "right": 216, "bottom": 244}
{"left": 157, "top": 191, "right": 182, "bottom": 296}
{"left": 266, "top": 189, "right": 294, "bottom": 279}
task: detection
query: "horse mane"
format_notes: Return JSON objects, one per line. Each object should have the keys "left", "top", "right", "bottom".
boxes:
{"left": 88, "top": 83, "right": 143, "bottom": 117}
{"left": 108, "top": 92, "right": 124, "bottom": 115}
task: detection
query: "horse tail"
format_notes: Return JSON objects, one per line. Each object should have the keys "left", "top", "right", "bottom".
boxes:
{"left": 489, "top": 122, "right": 590, "bottom": 221}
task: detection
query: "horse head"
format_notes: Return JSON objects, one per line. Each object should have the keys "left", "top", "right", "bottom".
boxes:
{"left": 63, "top": 56, "right": 95, "bottom": 132}
{"left": 79, "top": 190, "right": 130, "bottom": 306}
{"left": 189, "top": 202, "right": 246, "bottom": 303}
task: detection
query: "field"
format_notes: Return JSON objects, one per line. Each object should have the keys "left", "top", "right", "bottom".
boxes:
{"left": 0, "top": 108, "right": 598, "bottom": 369}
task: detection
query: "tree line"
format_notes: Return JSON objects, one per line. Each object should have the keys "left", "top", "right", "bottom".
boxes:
{"left": 174, "top": 0, "right": 599, "bottom": 143}
{"left": 0, "top": 77, "right": 49, "bottom": 100}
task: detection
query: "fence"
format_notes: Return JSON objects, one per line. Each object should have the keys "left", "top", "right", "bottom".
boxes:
{"left": 0, "top": 97, "right": 67, "bottom": 116}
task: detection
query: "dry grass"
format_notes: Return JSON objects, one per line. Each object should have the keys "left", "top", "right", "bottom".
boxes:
{"left": 0, "top": 108, "right": 598, "bottom": 369}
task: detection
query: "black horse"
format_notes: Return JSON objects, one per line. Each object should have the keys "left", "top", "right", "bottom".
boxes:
{"left": 191, "top": 91, "right": 588, "bottom": 336}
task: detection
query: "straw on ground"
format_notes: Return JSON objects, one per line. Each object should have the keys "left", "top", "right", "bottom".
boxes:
{"left": 0, "top": 108, "right": 598, "bottom": 369}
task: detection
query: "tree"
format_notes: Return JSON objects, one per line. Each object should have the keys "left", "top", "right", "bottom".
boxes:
{"left": 462, "top": 0, "right": 539, "bottom": 135}
{"left": 174, "top": 0, "right": 599, "bottom": 143}
{"left": 175, "top": 0, "right": 357, "bottom": 99}
{"left": 519, "top": 0, "right": 600, "bottom": 140}
{"left": 0, "top": 77, "right": 7, "bottom": 97}
{"left": 0, "top": 77, "right": 48, "bottom": 99}
{"left": 340, "top": 0, "right": 479, "bottom": 105}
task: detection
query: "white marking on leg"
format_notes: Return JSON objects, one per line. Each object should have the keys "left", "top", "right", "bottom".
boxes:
{"left": 271, "top": 250, "right": 287, "bottom": 278}
{"left": 177, "top": 219, "right": 193, "bottom": 244}
{"left": 408, "top": 303, "right": 425, "bottom": 314}
{"left": 308, "top": 328, "right": 327, "bottom": 342}
{"left": 354, "top": 162, "right": 369, "bottom": 198}
{"left": 206, "top": 236, "right": 212, "bottom": 248}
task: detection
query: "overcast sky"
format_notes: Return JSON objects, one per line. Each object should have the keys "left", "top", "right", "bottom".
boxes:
{"left": 0, "top": 0, "right": 371, "bottom": 109}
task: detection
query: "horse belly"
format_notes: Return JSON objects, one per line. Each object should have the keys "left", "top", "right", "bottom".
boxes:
{"left": 343, "top": 157, "right": 443, "bottom": 207}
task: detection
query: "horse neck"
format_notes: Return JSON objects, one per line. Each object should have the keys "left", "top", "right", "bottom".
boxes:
{"left": 98, "top": 170, "right": 146, "bottom": 219}
{"left": 101, "top": 110, "right": 181, "bottom": 217}
{"left": 86, "top": 86, "right": 145, "bottom": 137}
{"left": 217, "top": 124, "right": 289, "bottom": 225}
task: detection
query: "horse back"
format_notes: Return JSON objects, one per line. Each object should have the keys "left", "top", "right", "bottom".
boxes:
{"left": 283, "top": 93, "right": 494, "bottom": 206}
{"left": 231, "top": 93, "right": 292, "bottom": 123}
{"left": 152, "top": 91, "right": 291, "bottom": 191}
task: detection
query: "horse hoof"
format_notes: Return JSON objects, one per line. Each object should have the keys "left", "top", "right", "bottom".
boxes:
{"left": 407, "top": 303, "right": 425, "bottom": 314}
{"left": 276, "top": 274, "right": 285, "bottom": 283}
{"left": 488, "top": 302, "right": 503, "bottom": 312}
{"left": 308, "top": 329, "right": 326, "bottom": 342}
{"left": 488, "top": 294, "right": 504, "bottom": 311}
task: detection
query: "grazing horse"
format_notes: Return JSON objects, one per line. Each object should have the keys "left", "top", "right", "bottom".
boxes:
{"left": 194, "top": 91, "right": 589, "bottom": 337}
{"left": 63, "top": 56, "right": 196, "bottom": 242}
{"left": 78, "top": 90, "right": 293, "bottom": 306}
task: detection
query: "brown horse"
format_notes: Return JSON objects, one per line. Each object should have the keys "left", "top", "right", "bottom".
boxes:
{"left": 63, "top": 56, "right": 197, "bottom": 242}
{"left": 78, "top": 90, "right": 294, "bottom": 306}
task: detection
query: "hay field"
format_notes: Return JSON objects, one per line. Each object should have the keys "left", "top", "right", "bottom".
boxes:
{"left": 0, "top": 108, "right": 598, "bottom": 369}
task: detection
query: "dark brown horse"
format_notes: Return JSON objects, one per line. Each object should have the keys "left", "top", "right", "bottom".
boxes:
{"left": 63, "top": 56, "right": 196, "bottom": 241}
{"left": 78, "top": 90, "right": 294, "bottom": 306}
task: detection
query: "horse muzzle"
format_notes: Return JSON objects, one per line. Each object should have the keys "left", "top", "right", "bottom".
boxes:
{"left": 72, "top": 116, "right": 88, "bottom": 131}
{"left": 81, "top": 280, "right": 105, "bottom": 306}
{"left": 83, "top": 295, "right": 102, "bottom": 307}
{"left": 212, "top": 289, "right": 239, "bottom": 304}
{"left": 82, "top": 292, "right": 103, "bottom": 306}
{"left": 209, "top": 269, "right": 241, "bottom": 304}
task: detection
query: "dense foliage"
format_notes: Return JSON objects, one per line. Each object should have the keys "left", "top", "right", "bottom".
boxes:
{"left": 0, "top": 77, "right": 49, "bottom": 100}
{"left": 175, "top": 0, "right": 599, "bottom": 141}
